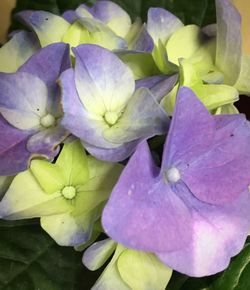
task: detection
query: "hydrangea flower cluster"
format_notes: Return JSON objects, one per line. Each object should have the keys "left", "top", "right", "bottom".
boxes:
{"left": 0, "top": 0, "right": 250, "bottom": 289}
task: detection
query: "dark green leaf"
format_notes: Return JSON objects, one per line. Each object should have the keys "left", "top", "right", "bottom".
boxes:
{"left": 14, "top": 0, "right": 60, "bottom": 14}
{"left": 201, "top": 0, "right": 216, "bottom": 26}
{"left": 0, "top": 219, "right": 100, "bottom": 290}
{"left": 13, "top": 0, "right": 93, "bottom": 15}
{"left": 111, "top": 0, "right": 216, "bottom": 25}
{"left": 165, "top": 271, "right": 189, "bottom": 290}
{"left": 56, "top": 0, "right": 94, "bottom": 12}
{"left": 177, "top": 276, "right": 212, "bottom": 290}
{"left": 166, "top": 271, "right": 212, "bottom": 290}
{"left": 13, "top": 0, "right": 216, "bottom": 30}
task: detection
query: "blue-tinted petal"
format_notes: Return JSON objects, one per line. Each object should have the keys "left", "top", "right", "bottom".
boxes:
{"left": 19, "top": 42, "right": 71, "bottom": 89}
{"left": 73, "top": 44, "right": 134, "bottom": 116}
{"left": 60, "top": 68, "right": 118, "bottom": 149}
{"left": 17, "top": 10, "right": 70, "bottom": 47}
{"left": 102, "top": 141, "right": 192, "bottom": 252}
{"left": 77, "top": 1, "right": 131, "bottom": 38}
{"left": 215, "top": 0, "right": 242, "bottom": 84}
{"left": 0, "top": 72, "right": 48, "bottom": 130}
{"left": 0, "top": 115, "right": 32, "bottom": 175}
{"left": 147, "top": 8, "right": 183, "bottom": 45}
{"left": 103, "top": 88, "right": 169, "bottom": 143}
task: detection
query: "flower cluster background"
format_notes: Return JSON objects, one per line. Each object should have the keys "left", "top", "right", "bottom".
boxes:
{"left": 1, "top": 0, "right": 250, "bottom": 290}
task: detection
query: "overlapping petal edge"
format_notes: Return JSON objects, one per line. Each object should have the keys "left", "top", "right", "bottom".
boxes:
{"left": 102, "top": 87, "right": 250, "bottom": 277}
{"left": 0, "top": 141, "right": 123, "bottom": 246}
{"left": 0, "top": 43, "right": 70, "bottom": 175}
{"left": 60, "top": 44, "right": 170, "bottom": 162}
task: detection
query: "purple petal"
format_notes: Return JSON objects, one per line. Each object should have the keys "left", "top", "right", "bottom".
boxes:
{"left": 73, "top": 44, "right": 135, "bottom": 115}
{"left": 215, "top": 0, "right": 242, "bottom": 85}
{"left": 18, "top": 43, "right": 71, "bottom": 89}
{"left": 102, "top": 141, "right": 192, "bottom": 252}
{"left": 82, "top": 139, "right": 140, "bottom": 162}
{"left": 132, "top": 24, "right": 154, "bottom": 52}
{"left": 0, "top": 72, "right": 49, "bottom": 130}
{"left": 0, "top": 115, "right": 32, "bottom": 175}
{"left": 77, "top": 1, "right": 131, "bottom": 38}
{"left": 158, "top": 183, "right": 250, "bottom": 277}
{"left": 151, "top": 74, "right": 178, "bottom": 102}
{"left": 60, "top": 68, "right": 118, "bottom": 149}
{"left": 16, "top": 10, "right": 70, "bottom": 47}
{"left": 135, "top": 75, "right": 168, "bottom": 90}
{"left": 202, "top": 24, "right": 217, "bottom": 37}
{"left": 147, "top": 8, "right": 183, "bottom": 44}
{"left": 101, "top": 85, "right": 250, "bottom": 278}
{"left": 27, "top": 125, "right": 69, "bottom": 159}
{"left": 162, "top": 87, "right": 250, "bottom": 205}
{"left": 181, "top": 114, "right": 250, "bottom": 204}
{"left": 136, "top": 74, "right": 178, "bottom": 101}
{"left": 74, "top": 8, "right": 127, "bottom": 49}
{"left": 161, "top": 87, "right": 215, "bottom": 169}
{"left": 62, "top": 10, "right": 77, "bottom": 23}
{"left": 78, "top": 1, "right": 130, "bottom": 25}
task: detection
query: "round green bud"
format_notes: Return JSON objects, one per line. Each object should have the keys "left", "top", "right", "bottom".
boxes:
{"left": 104, "top": 111, "right": 119, "bottom": 126}
{"left": 40, "top": 114, "right": 56, "bottom": 128}
{"left": 61, "top": 186, "right": 76, "bottom": 200}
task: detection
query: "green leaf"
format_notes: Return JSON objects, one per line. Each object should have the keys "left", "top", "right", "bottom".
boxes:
{"left": 56, "top": 0, "right": 88, "bottom": 12}
{"left": 15, "top": 0, "right": 59, "bottom": 13}
{"left": 13, "top": 0, "right": 96, "bottom": 16}
{"left": 0, "top": 219, "right": 100, "bottom": 290}
{"left": 111, "top": 0, "right": 215, "bottom": 25}
{"left": 166, "top": 270, "right": 212, "bottom": 290}
{"left": 165, "top": 271, "right": 189, "bottom": 290}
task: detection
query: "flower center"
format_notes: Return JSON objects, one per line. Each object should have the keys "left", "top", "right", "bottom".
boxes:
{"left": 61, "top": 186, "right": 76, "bottom": 200}
{"left": 164, "top": 167, "right": 181, "bottom": 183}
{"left": 104, "top": 111, "right": 119, "bottom": 126}
{"left": 40, "top": 114, "right": 56, "bottom": 128}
